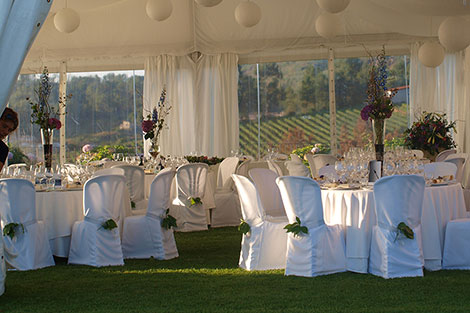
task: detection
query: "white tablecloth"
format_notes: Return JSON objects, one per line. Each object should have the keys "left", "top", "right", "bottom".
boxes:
{"left": 36, "top": 188, "right": 132, "bottom": 257}
{"left": 321, "top": 183, "right": 466, "bottom": 273}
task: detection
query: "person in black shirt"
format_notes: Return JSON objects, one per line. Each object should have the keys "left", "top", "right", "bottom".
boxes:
{"left": 0, "top": 108, "right": 19, "bottom": 172}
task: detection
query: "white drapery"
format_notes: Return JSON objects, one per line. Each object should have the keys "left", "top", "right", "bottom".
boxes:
{"left": 0, "top": 0, "right": 51, "bottom": 111}
{"left": 144, "top": 53, "right": 239, "bottom": 157}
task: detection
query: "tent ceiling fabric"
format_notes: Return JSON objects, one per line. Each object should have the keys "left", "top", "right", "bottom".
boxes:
{"left": 21, "top": 0, "right": 470, "bottom": 73}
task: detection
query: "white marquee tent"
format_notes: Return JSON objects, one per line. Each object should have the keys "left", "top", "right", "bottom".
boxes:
{"left": 1, "top": 0, "right": 470, "bottom": 159}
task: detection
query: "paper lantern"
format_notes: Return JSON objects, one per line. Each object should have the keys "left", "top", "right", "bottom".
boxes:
{"left": 438, "top": 17, "right": 470, "bottom": 52}
{"left": 54, "top": 8, "right": 80, "bottom": 33}
{"left": 195, "top": 0, "right": 222, "bottom": 7}
{"left": 418, "top": 42, "right": 445, "bottom": 68}
{"left": 315, "top": 13, "right": 342, "bottom": 39}
{"left": 316, "top": 0, "right": 350, "bottom": 14}
{"left": 235, "top": 1, "right": 261, "bottom": 28}
{"left": 146, "top": 0, "right": 173, "bottom": 22}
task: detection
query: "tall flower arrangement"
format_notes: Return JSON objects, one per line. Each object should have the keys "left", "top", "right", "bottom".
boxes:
{"left": 142, "top": 88, "right": 171, "bottom": 155}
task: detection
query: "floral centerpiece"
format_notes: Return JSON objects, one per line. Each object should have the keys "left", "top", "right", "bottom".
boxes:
{"left": 142, "top": 88, "right": 171, "bottom": 157}
{"left": 185, "top": 155, "right": 225, "bottom": 165}
{"left": 28, "top": 67, "right": 70, "bottom": 169}
{"left": 404, "top": 112, "right": 456, "bottom": 161}
{"left": 360, "top": 47, "right": 396, "bottom": 165}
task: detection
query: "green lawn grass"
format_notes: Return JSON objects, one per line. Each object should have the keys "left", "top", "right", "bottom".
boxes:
{"left": 1, "top": 227, "right": 470, "bottom": 313}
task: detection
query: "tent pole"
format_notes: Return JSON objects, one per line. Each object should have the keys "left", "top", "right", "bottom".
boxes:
{"left": 59, "top": 61, "right": 67, "bottom": 165}
{"left": 133, "top": 70, "right": 137, "bottom": 155}
{"left": 328, "top": 48, "right": 337, "bottom": 155}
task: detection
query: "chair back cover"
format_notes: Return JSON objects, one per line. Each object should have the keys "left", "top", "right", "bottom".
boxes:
{"left": 235, "top": 159, "right": 251, "bottom": 177}
{"left": 176, "top": 163, "right": 208, "bottom": 198}
{"left": 318, "top": 165, "right": 338, "bottom": 180}
{"left": 373, "top": 175, "right": 425, "bottom": 229}
{"left": 435, "top": 149, "right": 457, "bottom": 162}
{"left": 83, "top": 174, "right": 126, "bottom": 222}
{"left": 147, "top": 168, "right": 176, "bottom": 216}
{"left": 305, "top": 154, "right": 337, "bottom": 177}
{"left": 444, "top": 157, "right": 466, "bottom": 183}
{"left": 0, "top": 179, "right": 36, "bottom": 226}
{"left": 411, "top": 150, "right": 424, "bottom": 159}
{"left": 276, "top": 176, "right": 324, "bottom": 229}
{"left": 249, "top": 168, "right": 285, "bottom": 217}
{"left": 267, "top": 160, "right": 283, "bottom": 176}
{"left": 232, "top": 174, "right": 265, "bottom": 226}
{"left": 424, "top": 162, "right": 457, "bottom": 179}
{"left": 216, "top": 157, "right": 239, "bottom": 190}
{"left": 285, "top": 154, "right": 310, "bottom": 177}
{"left": 112, "top": 164, "right": 145, "bottom": 203}
{"left": 93, "top": 167, "right": 125, "bottom": 177}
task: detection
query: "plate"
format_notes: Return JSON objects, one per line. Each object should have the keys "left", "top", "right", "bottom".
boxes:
{"left": 430, "top": 182, "right": 450, "bottom": 187}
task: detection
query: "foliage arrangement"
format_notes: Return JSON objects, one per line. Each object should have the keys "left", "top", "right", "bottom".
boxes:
{"left": 185, "top": 155, "right": 225, "bottom": 165}
{"left": 292, "top": 144, "right": 329, "bottom": 160}
{"left": 403, "top": 112, "right": 456, "bottom": 157}
{"left": 142, "top": 88, "right": 171, "bottom": 151}
{"left": 360, "top": 47, "right": 396, "bottom": 122}
{"left": 28, "top": 67, "right": 71, "bottom": 133}
{"left": 2, "top": 222, "right": 24, "bottom": 239}
{"left": 284, "top": 217, "right": 309, "bottom": 237}
{"left": 188, "top": 197, "right": 202, "bottom": 207}
{"left": 238, "top": 219, "right": 250, "bottom": 235}
{"left": 395, "top": 222, "right": 414, "bottom": 241}
{"left": 101, "top": 219, "right": 118, "bottom": 231}
{"left": 161, "top": 209, "right": 177, "bottom": 230}
{"left": 7, "top": 145, "right": 29, "bottom": 165}
{"left": 76, "top": 144, "right": 133, "bottom": 164}
{"left": 384, "top": 136, "right": 405, "bottom": 148}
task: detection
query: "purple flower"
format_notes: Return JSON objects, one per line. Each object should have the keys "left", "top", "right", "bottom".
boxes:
{"left": 82, "top": 144, "right": 92, "bottom": 153}
{"left": 360, "top": 105, "right": 373, "bottom": 121}
{"left": 152, "top": 108, "right": 158, "bottom": 123}
{"left": 7, "top": 152, "right": 13, "bottom": 160}
{"left": 48, "top": 118, "right": 62, "bottom": 130}
{"left": 142, "top": 120, "right": 154, "bottom": 133}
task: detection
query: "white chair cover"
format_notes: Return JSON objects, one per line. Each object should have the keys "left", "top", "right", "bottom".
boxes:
{"left": 170, "top": 163, "right": 209, "bottom": 232}
{"left": 93, "top": 167, "right": 125, "bottom": 177}
{"left": 267, "top": 160, "right": 283, "bottom": 176}
{"left": 369, "top": 175, "right": 425, "bottom": 278}
{"left": 435, "top": 149, "right": 457, "bottom": 162}
{"left": 444, "top": 158, "right": 466, "bottom": 184}
{"left": 285, "top": 154, "right": 310, "bottom": 177}
{"left": 318, "top": 165, "right": 339, "bottom": 181}
{"left": 443, "top": 218, "right": 470, "bottom": 269}
{"left": 424, "top": 162, "right": 457, "bottom": 179}
{"left": 112, "top": 165, "right": 147, "bottom": 211}
{"left": 68, "top": 175, "right": 126, "bottom": 267}
{"left": 0, "top": 232, "right": 4, "bottom": 296}
{"left": 0, "top": 179, "right": 54, "bottom": 270}
{"left": 212, "top": 157, "right": 241, "bottom": 227}
{"left": 305, "top": 154, "right": 337, "bottom": 177}
{"left": 249, "top": 168, "right": 286, "bottom": 219}
{"left": 276, "top": 176, "right": 346, "bottom": 277}
{"left": 411, "top": 150, "right": 424, "bottom": 159}
{"left": 232, "top": 174, "right": 287, "bottom": 270}
{"left": 122, "top": 169, "right": 178, "bottom": 260}
{"left": 235, "top": 159, "right": 251, "bottom": 178}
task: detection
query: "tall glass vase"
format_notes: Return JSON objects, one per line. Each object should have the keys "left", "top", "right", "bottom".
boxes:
{"left": 40, "top": 128, "right": 53, "bottom": 170}
{"left": 372, "top": 119, "right": 386, "bottom": 174}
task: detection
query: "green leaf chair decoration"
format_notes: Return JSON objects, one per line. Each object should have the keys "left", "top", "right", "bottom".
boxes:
{"left": 2, "top": 223, "right": 24, "bottom": 239}
{"left": 161, "top": 209, "right": 177, "bottom": 230}
{"left": 284, "top": 216, "right": 309, "bottom": 237}
{"left": 101, "top": 219, "right": 118, "bottom": 231}
{"left": 238, "top": 219, "right": 250, "bottom": 235}
{"left": 395, "top": 222, "right": 414, "bottom": 242}
{"left": 188, "top": 197, "right": 202, "bottom": 207}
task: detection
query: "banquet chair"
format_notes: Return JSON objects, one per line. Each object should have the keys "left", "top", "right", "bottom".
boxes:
{"left": 369, "top": 175, "right": 425, "bottom": 278}
{"left": 285, "top": 154, "right": 310, "bottom": 177}
{"left": 232, "top": 174, "right": 287, "bottom": 270}
{"left": 68, "top": 174, "right": 126, "bottom": 267}
{"left": 249, "top": 168, "right": 287, "bottom": 219}
{"left": 424, "top": 162, "right": 457, "bottom": 179}
{"left": 276, "top": 176, "right": 346, "bottom": 277}
{"left": 443, "top": 217, "right": 470, "bottom": 270}
{"left": 267, "top": 160, "right": 283, "bottom": 176}
{"left": 112, "top": 164, "right": 147, "bottom": 211}
{"left": 411, "top": 150, "right": 424, "bottom": 159}
{"left": 170, "top": 163, "right": 209, "bottom": 232}
{"left": 212, "top": 157, "right": 242, "bottom": 227}
{"left": 435, "top": 149, "right": 456, "bottom": 162}
{"left": 305, "top": 154, "right": 337, "bottom": 177}
{"left": 122, "top": 168, "right": 178, "bottom": 260}
{"left": 444, "top": 157, "right": 466, "bottom": 184}
{"left": 235, "top": 159, "right": 251, "bottom": 178}
{"left": 0, "top": 179, "right": 54, "bottom": 270}
{"left": 93, "top": 167, "right": 125, "bottom": 177}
